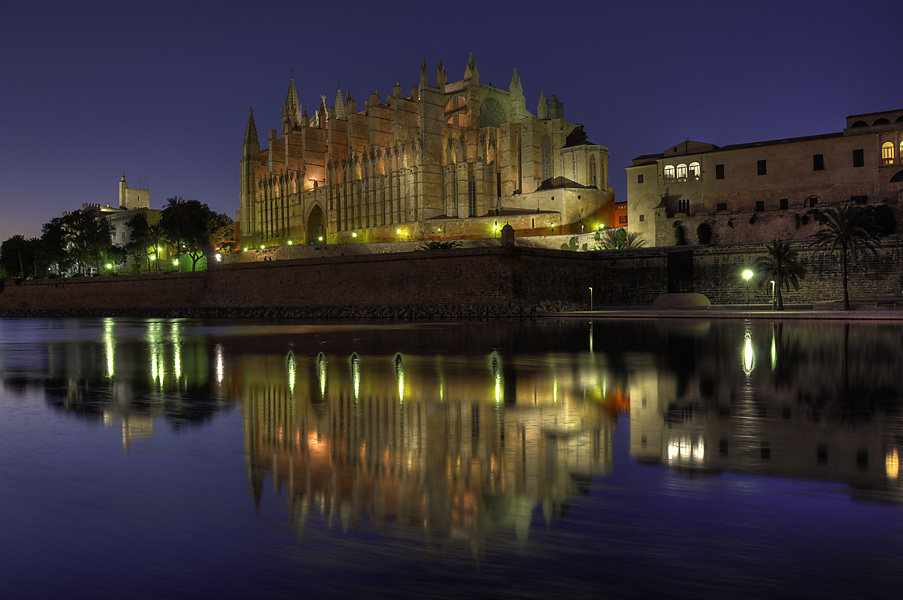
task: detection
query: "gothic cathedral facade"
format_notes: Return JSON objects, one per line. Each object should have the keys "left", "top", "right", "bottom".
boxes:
{"left": 239, "top": 55, "right": 615, "bottom": 249}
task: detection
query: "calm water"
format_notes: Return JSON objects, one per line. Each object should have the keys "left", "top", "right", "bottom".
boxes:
{"left": 2, "top": 317, "right": 903, "bottom": 599}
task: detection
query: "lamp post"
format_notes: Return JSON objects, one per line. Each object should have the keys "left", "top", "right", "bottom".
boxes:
{"left": 771, "top": 280, "right": 776, "bottom": 311}
{"left": 742, "top": 269, "right": 753, "bottom": 306}
{"left": 589, "top": 287, "right": 593, "bottom": 312}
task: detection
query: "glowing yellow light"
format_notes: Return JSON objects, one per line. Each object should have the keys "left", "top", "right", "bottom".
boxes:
{"left": 317, "top": 352, "right": 327, "bottom": 398}
{"left": 172, "top": 259, "right": 178, "bottom": 266}
{"left": 742, "top": 269, "right": 754, "bottom": 281}
{"left": 149, "top": 255, "right": 156, "bottom": 261}
{"left": 215, "top": 253, "right": 222, "bottom": 262}
{"left": 437, "top": 227, "right": 442, "bottom": 233}
{"left": 743, "top": 331, "right": 755, "bottom": 375}
{"left": 887, "top": 449, "right": 899, "bottom": 479}
{"left": 351, "top": 353, "right": 360, "bottom": 400}
{"left": 318, "top": 236, "right": 323, "bottom": 241}
{"left": 287, "top": 240, "right": 293, "bottom": 245}
{"left": 287, "top": 351, "right": 297, "bottom": 395}
{"left": 396, "top": 229, "right": 402, "bottom": 234}
{"left": 352, "top": 232, "right": 357, "bottom": 238}
{"left": 395, "top": 354, "right": 405, "bottom": 403}
{"left": 103, "top": 318, "right": 115, "bottom": 378}
{"left": 215, "top": 344, "right": 224, "bottom": 385}
{"left": 260, "top": 244, "right": 264, "bottom": 249}
{"left": 105, "top": 263, "right": 112, "bottom": 269}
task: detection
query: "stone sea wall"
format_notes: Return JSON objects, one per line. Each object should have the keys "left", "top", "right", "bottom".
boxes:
{"left": 1, "top": 241, "right": 902, "bottom": 318}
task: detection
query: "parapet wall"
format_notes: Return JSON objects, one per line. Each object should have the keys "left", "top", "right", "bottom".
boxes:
{"left": 1, "top": 241, "right": 901, "bottom": 317}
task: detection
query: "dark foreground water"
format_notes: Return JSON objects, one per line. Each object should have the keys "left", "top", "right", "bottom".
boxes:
{"left": 2, "top": 317, "right": 903, "bottom": 599}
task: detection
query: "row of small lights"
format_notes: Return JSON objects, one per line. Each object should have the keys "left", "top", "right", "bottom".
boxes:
{"left": 240, "top": 219, "right": 598, "bottom": 252}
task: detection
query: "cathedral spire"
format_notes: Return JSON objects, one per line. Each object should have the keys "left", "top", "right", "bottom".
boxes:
{"left": 419, "top": 56, "right": 428, "bottom": 88}
{"left": 283, "top": 75, "right": 302, "bottom": 133}
{"left": 436, "top": 60, "right": 447, "bottom": 92}
{"left": 537, "top": 90, "right": 549, "bottom": 120}
{"left": 464, "top": 52, "right": 479, "bottom": 84}
{"left": 334, "top": 87, "right": 345, "bottom": 119}
{"left": 244, "top": 108, "right": 260, "bottom": 151}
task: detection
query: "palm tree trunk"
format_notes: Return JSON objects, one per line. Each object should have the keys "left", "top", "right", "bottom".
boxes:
{"left": 776, "top": 274, "right": 784, "bottom": 311}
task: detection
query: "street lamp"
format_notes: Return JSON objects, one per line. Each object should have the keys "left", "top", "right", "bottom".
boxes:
{"left": 589, "top": 287, "right": 593, "bottom": 312}
{"left": 770, "top": 280, "right": 776, "bottom": 311}
{"left": 742, "top": 269, "right": 754, "bottom": 305}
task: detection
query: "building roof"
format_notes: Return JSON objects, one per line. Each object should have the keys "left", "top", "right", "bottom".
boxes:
{"left": 536, "top": 176, "right": 593, "bottom": 190}
{"left": 629, "top": 131, "right": 844, "bottom": 167}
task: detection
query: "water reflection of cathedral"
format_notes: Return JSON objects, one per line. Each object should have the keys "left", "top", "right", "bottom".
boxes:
{"left": 629, "top": 321, "right": 903, "bottom": 503}
{"left": 240, "top": 349, "right": 618, "bottom": 545}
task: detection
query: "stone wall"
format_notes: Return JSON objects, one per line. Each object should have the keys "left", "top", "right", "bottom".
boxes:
{"left": 2, "top": 241, "right": 902, "bottom": 317}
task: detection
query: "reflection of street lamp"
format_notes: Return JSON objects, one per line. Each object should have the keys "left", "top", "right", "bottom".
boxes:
{"left": 589, "top": 287, "right": 593, "bottom": 311}
{"left": 742, "top": 269, "right": 753, "bottom": 305}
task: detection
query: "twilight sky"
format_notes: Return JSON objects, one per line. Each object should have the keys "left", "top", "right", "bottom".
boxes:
{"left": 1, "top": 0, "right": 900, "bottom": 242}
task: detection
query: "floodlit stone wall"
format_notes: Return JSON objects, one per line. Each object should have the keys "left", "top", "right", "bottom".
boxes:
{"left": 2, "top": 241, "right": 902, "bottom": 317}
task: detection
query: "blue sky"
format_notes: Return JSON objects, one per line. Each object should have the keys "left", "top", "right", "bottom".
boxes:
{"left": 1, "top": 0, "right": 900, "bottom": 241}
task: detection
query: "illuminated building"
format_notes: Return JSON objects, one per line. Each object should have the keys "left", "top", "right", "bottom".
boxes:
{"left": 239, "top": 55, "right": 615, "bottom": 248}
{"left": 627, "top": 109, "right": 903, "bottom": 246}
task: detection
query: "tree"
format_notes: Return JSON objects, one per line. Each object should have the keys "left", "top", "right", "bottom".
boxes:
{"left": 595, "top": 227, "right": 646, "bottom": 250}
{"left": 40, "top": 217, "right": 73, "bottom": 276}
{"left": 163, "top": 199, "right": 234, "bottom": 271}
{"left": 67, "top": 209, "right": 114, "bottom": 275}
{"left": 754, "top": 240, "right": 807, "bottom": 311}
{"left": 161, "top": 196, "right": 189, "bottom": 265}
{"left": 0, "top": 235, "right": 32, "bottom": 278}
{"left": 811, "top": 203, "right": 881, "bottom": 310}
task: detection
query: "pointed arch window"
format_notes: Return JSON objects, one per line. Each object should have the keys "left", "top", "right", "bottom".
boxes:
{"left": 589, "top": 156, "right": 597, "bottom": 187}
{"left": 541, "top": 134, "right": 552, "bottom": 181}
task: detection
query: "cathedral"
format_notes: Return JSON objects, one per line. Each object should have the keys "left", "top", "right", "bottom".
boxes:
{"left": 239, "top": 55, "right": 615, "bottom": 249}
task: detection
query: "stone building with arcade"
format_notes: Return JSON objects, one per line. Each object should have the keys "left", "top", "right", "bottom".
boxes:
{"left": 239, "top": 55, "right": 614, "bottom": 249}
{"left": 626, "top": 109, "right": 903, "bottom": 247}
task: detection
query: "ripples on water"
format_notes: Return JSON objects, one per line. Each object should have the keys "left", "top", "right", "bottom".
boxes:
{"left": 1, "top": 317, "right": 902, "bottom": 599}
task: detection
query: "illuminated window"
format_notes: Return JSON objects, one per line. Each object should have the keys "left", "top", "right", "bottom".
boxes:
{"left": 688, "top": 162, "right": 701, "bottom": 180}
{"left": 663, "top": 165, "right": 675, "bottom": 180}
{"left": 882, "top": 142, "right": 894, "bottom": 165}
{"left": 676, "top": 163, "right": 688, "bottom": 180}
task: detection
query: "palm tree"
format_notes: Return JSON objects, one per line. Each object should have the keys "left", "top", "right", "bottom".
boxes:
{"left": 162, "top": 196, "right": 188, "bottom": 268}
{"left": 596, "top": 227, "right": 646, "bottom": 250}
{"left": 754, "top": 240, "right": 806, "bottom": 311}
{"left": 811, "top": 204, "right": 881, "bottom": 310}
